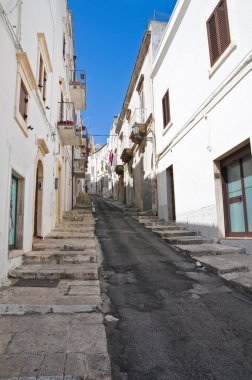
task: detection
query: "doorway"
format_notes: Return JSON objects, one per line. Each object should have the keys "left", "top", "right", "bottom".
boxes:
{"left": 221, "top": 145, "right": 252, "bottom": 237}
{"left": 9, "top": 176, "right": 18, "bottom": 247}
{"left": 166, "top": 165, "right": 176, "bottom": 221}
{"left": 34, "top": 160, "right": 43, "bottom": 237}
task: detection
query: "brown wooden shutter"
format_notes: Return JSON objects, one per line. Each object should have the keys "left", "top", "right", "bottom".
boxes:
{"left": 217, "top": 1, "right": 230, "bottom": 53}
{"left": 19, "top": 80, "right": 28, "bottom": 120}
{"left": 162, "top": 90, "right": 170, "bottom": 128}
{"left": 207, "top": 0, "right": 230, "bottom": 66}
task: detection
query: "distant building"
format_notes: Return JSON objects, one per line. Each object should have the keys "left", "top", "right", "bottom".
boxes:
{"left": 115, "top": 21, "right": 167, "bottom": 213}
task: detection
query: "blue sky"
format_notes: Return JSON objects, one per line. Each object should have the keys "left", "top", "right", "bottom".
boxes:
{"left": 68, "top": 0, "right": 177, "bottom": 144}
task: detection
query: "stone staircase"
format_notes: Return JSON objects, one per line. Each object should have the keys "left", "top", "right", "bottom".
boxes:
{"left": 0, "top": 198, "right": 112, "bottom": 379}
{"left": 3, "top": 204, "right": 102, "bottom": 315}
{"left": 106, "top": 200, "right": 252, "bottom": 296}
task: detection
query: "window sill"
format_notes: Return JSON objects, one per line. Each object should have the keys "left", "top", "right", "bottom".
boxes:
{"left": 162, "top": 122, "right": 173, "bottom": 136}
{"left": 208, "top": 43, "right": 237, "bottom": 78}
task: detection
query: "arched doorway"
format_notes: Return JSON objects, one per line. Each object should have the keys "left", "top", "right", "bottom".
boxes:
{"left": 34, "top": 160, "right": 43, "bottom": 237}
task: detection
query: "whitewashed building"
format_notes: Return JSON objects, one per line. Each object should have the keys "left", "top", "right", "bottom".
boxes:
{"left": 0, "top": 0, "right": 86, "bottom": 284}
{"left": 152, "top": 0, "right": 252, "bottom": 242}
{"left": 87, "top": 144, "right": 109, "bottom": 195}
{"left": 115, "top": 21, "right": 167, "bottom": 213}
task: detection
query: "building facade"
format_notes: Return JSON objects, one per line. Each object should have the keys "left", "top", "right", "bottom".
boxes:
{"left": 152, "top": 0, "right": 252, "bottom": 241}
{"left": 115, "top": 21, "right": 167, "bottom": 213}
{"left": 0, "top": 0, "right": 87, "bottom": 284}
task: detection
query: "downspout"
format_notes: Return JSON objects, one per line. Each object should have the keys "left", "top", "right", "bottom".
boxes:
{"left": 0, "top": 0, "right": 22, "bottom": 50}
{"left": 72, "top": 146, "right": 74, "bottom": 209}
{"left": 16, "top": 0, "right": 22, "bottom": 48}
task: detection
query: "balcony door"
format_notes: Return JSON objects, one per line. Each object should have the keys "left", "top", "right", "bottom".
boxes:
{"left": 222, "top": 146, "right": 252, "bottom": 237}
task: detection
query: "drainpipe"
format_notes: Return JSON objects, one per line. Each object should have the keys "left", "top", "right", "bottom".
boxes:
{"left": 72, "top": 146, "right": 74, "bottom": 209}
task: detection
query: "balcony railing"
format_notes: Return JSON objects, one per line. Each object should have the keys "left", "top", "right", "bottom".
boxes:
{"left": 129, "top": 108, "right": 150, "bottom": 144}
{"left": 69, "top": 70, "right": 86, "bottom": 111}
{"left": 115, "top": 165, "right": 124, "bottom": 176}
{"left": 57, "top": 102, "right": 76, "bottom": 145}
{"left": 73, "top": 158, "right": 85, "bottom": 178}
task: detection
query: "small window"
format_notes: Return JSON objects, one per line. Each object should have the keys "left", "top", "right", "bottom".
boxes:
{"left": 162, "top": 90, "right": 170, "bottom": 128}
{"left": 207, "top": 0, "right": 231, "bottom": 67}
{"left": 63, "top": 35, "right": 66, "bottom": 60}
{"left": 38, "top": 55, "right": 47, "bottom": 102}
{"left": 19, "top": 80, "right": 28, "bottom": 121}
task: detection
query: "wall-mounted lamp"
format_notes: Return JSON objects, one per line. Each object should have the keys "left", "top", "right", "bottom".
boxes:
{"left": 28, "top": 125, "right": 33, "bottom": 130}
{"left": 46, "top": 106, "right": 50, "bottom": 110}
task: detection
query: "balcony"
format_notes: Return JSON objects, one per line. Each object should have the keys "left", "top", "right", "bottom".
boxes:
{"left": 129, "top": 109, "right": 152, "bottom": 144}
{"left": 69, "top": 70, "right": 86, "bottom": 110}
{"left": 73, "top": 158, "right": 85, "bottom": 178}
{"left": 57, "top": 102, "right": 76, "bottom": 145}
{"left": 115, "top": 165, "right": 124, "bottom": 176}
{"left": 121, "top": 148, "right": 133, "bottom": 163}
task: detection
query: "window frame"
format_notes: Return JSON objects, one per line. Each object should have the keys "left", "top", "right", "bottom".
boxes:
{"left": 37, "top": 33, "right": 52, "bottom": 106}
{"left": 162, "top": 89, "right": 171, "bottom": 129}
{"left": 206, "top": 0, "right": 231, "bottom": 67}
{"left": 14, "top": 52, "right": 37, "bottom": 136}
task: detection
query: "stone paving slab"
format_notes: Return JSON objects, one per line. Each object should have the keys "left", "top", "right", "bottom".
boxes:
{"left": 9, "top": 263, "right": 99, "bottom": 281}
{"left": 0, "top": 313, "right": 111, "bottom": 379}
{"left": 0, "top": 280, "right": 102, "bottom": 314}
{"left": 221, "top": 271, "right": 252, "bottom": 296}
{"left": 155, "top": 229, "right": 197, "bottom": 237}
{"left": 174, "top": 243, "right": 245, "bottom": 257}
{"left": 193, "top": 253, "right": 250, "bottom": 274}
{"left": 46, "top": 232, "right": 95, "bottom": 239}
{"left": 165, "top": 236, "right": 214, "bottom": 245}
{"left": 24, "top": 250, "right": 97, "bottom": 264}
{"left": 146, "top": 225, "right": 185, "bottom": 231}
{"left": 33, "top": 239, "right": 96, "bottom": 251}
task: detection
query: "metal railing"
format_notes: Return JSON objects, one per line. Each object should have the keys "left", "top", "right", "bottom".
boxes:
{"left": 69, "top": 70, "right": 86, "bottom": 86}
{"left": 74, "top": 158, "right": 85, "bottom": 173}
{"left": 57, "top": 102, "right": 76, "bottom": 126}
{"left": 130, "top": 108, "right": 147, "bottom": 128}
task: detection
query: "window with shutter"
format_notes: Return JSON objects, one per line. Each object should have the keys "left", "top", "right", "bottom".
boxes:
{"left": 162, "top": 90, "right": 170, "bottom": 128}
{"left": 207, "top": 0, "right": 231, "bottom": 66}
{"left": 19, "top": 80, "right": 28, "bottom": 121}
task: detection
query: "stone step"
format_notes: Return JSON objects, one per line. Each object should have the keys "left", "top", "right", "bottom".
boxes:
{"left": 9, "top": 263, "right": 99, "bottom": 280}
{"left": 148, "top": 225, "right": 186, "bottom": 231}
{"left": 55, "top": 222, "right": 95, "bottom": 228}
{"left": 165, "top": 236, "right": 214, "bottom": 245}
{"left": 33, "top": 239, "right": 96, "bottom": 251}
{"left": 0, "top": 279, "right": 101, "bottom": 315}
{"left": 138, "top": 215, "right": 159, "bottom": 220}
{"left": 62, "top": 217, "right": 92, "bottom": 222}
{"left": 23, "top": 250, "right": 97, "bottom": 264}
{"left": 145, "top": 221, "right": 177, "bottom": 227}
{"left": 138, "top": 211, "right": 155, "bottom": 216}
{"left": 193, "top": 253, "right": 250, "bottom": 275}
{"left": 54, "top": 225, "right": 94, "bottom": 231}
{"left": 123, "top": 207, "right": 139, "bottom": 212}
{"left": 155, "top": 230, "right": 197, "bottom": 238}
{"left": 46, "top": 232, "right": 94, "bottom": 239}
{"left": 174, "top": 243, "right": 245, "bottom": 257}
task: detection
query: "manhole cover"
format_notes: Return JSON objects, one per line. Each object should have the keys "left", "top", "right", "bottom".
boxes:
{"left": 13, "top": 279, "right": 60, "bottom": 288}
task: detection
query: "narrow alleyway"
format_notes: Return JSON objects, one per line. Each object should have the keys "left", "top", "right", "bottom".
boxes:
{"left": 94, "top": 196, "right": 252, "bottom": 380}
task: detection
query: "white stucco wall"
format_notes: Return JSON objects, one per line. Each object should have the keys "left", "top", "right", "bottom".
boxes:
{"left": 0, "top": 0, "right": 77, "bottom": 283}
{"left": 153, "top": 0, "right": 252, "bottom": 237}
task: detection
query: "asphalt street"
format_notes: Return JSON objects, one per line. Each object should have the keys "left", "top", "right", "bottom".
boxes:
{"left": 93, "top": 196, "right": 252, "bottom": 380}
